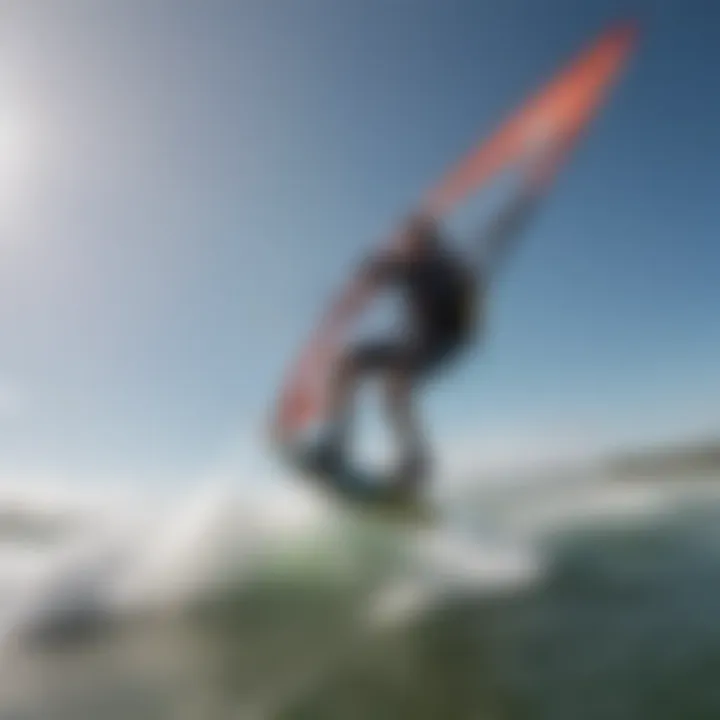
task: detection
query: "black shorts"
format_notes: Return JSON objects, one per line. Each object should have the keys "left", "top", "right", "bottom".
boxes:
{"left": 347, "top": 332, "right": 464, "bottom": 381}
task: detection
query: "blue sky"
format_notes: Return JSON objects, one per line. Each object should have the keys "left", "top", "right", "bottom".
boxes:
{"left": 0, "top": 0, "right": 718, "bottom": 488}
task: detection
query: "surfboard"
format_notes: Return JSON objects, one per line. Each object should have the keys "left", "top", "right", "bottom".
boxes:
{"left": 279, "top": 442, "right": 439, "bottom": 526}
{"left": 270, "top": 21, "right": 638, "bottom": 512}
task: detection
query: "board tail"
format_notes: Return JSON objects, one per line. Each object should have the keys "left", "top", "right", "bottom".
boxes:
{"left": 272, "top": 21, "right": 639, "bottom": 443}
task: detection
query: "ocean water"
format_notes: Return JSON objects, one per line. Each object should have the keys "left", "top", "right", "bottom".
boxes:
{"left": 0, "top": 470, "right": 719, "bottom": 719}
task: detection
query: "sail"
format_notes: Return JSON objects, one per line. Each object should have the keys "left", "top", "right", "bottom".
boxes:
{"left": 272, "top": 21, "right": 639, "bottom": 442}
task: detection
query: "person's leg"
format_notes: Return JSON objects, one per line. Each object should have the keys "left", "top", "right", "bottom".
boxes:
{"left": 315, "top": 341, "right": 396, "bottom": 468}
{"left": 319, "top": 350, "right": 359, "bottom": 459}
{"left": 383, "top": 335, "right": 464, "bottom": 490}
{"left": 383, "top": 367, "right": 430, "bottom": 491}
{"left": 318, "top": 334, "right": 461, "bottom": 482}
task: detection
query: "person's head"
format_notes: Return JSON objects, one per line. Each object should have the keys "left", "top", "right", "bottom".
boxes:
{"left": 398, "top": 211, "right": 442, "bottom": 256}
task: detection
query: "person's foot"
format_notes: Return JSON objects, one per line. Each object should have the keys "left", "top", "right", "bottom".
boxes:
{"left": 308, "top": 437, "right": 345, "bottom": 475}
{"left": 394, "top": 452, "right": 430, "bottom": 496}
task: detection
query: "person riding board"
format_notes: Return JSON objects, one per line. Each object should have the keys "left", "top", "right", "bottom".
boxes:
{"left": 311, "top": 183, "right": 541, "bottom": 499}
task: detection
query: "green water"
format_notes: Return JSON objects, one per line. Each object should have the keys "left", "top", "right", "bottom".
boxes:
{"left": 2, "top": 478, "right": 720, "bottom": 719}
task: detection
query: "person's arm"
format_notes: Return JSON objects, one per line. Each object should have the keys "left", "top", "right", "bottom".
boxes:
{"left": 323, "top": 251, "right": 407, "bottom": 332}
{"left": 472, "top": 188, "right": 541, "bottom": 280}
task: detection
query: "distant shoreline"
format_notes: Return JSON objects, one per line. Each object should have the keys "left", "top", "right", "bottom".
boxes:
{"left": 606, "top": 438, "right": 720, "bottom": 478}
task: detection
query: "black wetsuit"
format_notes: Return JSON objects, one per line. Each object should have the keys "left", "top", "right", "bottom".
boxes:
{"left": 350, "top": 246, "right": 477, "bottom": 379}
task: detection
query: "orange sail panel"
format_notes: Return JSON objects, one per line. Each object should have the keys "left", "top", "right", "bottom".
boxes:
{"left": 423, "top": 21, "right": 638, "bottom": 212}
{"left": 272, "top": 21, "right": 638, "bottom": 441}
